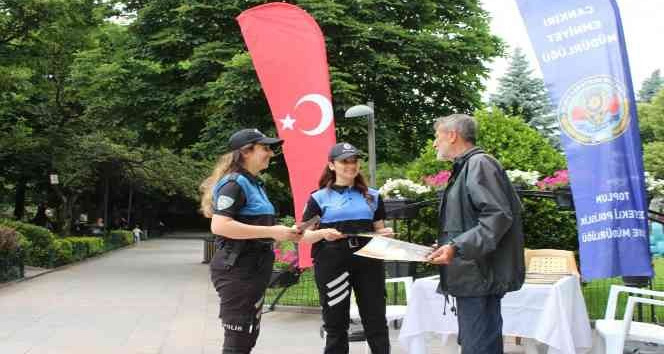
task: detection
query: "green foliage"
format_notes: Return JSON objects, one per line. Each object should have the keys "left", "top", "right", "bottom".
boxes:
{"left": 474, "top": 110, "right": 566, "bottom": 173}
{"left": 639, "top": 69, "right": 664, "bottom": 103}
{"left": 53, "top": 238, "right": 74, "bottom": 266}
{"left": 2, "top": 0, "right": 505, "bottom": 229}
{"left": 405, "top": 109, "right": 566, "bottom": 183}
{"left": 124, "top": 0, "right": 502, "bottom": 162}
{"left": 391, "top": 204, "right": 439, "bottom": 246}
{"left": 376, "top": 162, "right": 408, "bottom": 187}
{"left": 405, "top": 140, "right": 451, "bottom": 182}
{"left": 638, "top": 88, "right": 664, "bottom": 144}
{"left": 386, "top": 109, "right": 571, "bottom": 251}
{"left": 65, "top": 236, "right": 105, "bottom": 260}
{"left": 644, "top": 142, "right": 664, "bottom": 179}
{"left": 278, "top": 216, "right": 296, "bottom": 228}
{"left": 0, "top": 219, "right": 57, "bottom": 267}
{"left": 489, "top": 49, "right": 554, "bottom": 122}
{"left": 521, "top": 199, "right": 578, "bottom": 250}
{"left": 489, "top": 48, "right": 559, "bottom": 147}
{"left": 107, "top": 230, "right": 134, "bottom": 248}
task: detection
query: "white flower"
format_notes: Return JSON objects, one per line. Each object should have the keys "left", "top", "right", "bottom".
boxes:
{"left": 379, "top": 178, "right": 432, "bottom": 199}
{"left": 645, "top": 172, "right": 664, "bottom": 197}
{"left": 506, "top": 170, "right": 541, "bottom": 186}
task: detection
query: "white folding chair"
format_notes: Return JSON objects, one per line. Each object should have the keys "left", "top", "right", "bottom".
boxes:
{"left": 595, "top": 284, "right": 664, "bottom": 354}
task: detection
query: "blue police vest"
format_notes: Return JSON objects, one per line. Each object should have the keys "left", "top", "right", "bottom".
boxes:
{"left": 213, "top": 173, "right": 275, "bottom": 218}
{"left": 311, "top": 187, "right": 379, "bottom": 223}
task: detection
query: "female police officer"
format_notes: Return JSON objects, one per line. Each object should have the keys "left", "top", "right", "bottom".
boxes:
{"left": 200, "top": 128, "right": 300, "bottom": 354}
{"left": 301, "top": 142, "right": 393, "bottom": 354}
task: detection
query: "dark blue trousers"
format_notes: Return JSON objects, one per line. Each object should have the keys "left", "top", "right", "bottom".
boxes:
{"left": 456, "top": 294, "right": 504, "bottom": 354}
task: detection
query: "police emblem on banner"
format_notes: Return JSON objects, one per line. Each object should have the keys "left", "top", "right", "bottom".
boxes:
{"left": 558, "top": 76, "right": 630, "bottom": 145}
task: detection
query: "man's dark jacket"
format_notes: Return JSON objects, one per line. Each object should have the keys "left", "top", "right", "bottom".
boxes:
{"left": 438, "top": 147, "right": 525, "bottom": 297}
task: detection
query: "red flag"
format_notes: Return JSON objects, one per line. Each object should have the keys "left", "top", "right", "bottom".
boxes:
{"left": 237, "top": 3, "right": 335, "bottom": 268}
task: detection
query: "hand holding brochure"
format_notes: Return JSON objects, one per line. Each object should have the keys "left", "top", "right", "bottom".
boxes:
{"left": 353, "top": 236, "right": 435, "bottom": 262}
{"left": 296, "top": 215, "right": 320, "bottom": 233}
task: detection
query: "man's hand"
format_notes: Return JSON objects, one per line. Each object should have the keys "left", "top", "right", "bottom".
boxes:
{"left": 427, "top": 244, "right": 456, "bottom": 265}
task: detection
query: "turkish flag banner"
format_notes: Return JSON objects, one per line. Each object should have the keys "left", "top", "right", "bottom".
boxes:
{"left": 237, "top": 3, "right": 336, "bottom": 268}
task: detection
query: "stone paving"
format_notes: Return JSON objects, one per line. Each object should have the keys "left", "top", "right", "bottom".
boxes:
{"left": 1, "top": 236, "right": 661, "bottom": 354}
{"left": 0, "top": 238, "right": 424, "bottom": 354}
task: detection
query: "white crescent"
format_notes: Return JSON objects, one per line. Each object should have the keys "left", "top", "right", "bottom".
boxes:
{"left": 296, "top": 94, "right": 333, "bottom": 136}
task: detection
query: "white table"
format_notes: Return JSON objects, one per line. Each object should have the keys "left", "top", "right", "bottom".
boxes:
{"left": 398, "top": 276, "right": 594, "bottom": 354}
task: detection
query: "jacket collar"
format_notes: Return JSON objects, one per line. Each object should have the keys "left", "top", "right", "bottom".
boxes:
{"left": 452, "top": 146, "right": 483, "bottom": 176}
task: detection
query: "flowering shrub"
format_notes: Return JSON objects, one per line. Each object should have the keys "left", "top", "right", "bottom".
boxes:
{"left": 379, "top": 178, "right": 432, "bottom": 199}
{"left": 273, "top": 244, "right": 298, "bottom": 270}
{"left": 423, "top": 170, "right": 451, "bottom": 189}
{"left": 506, "top": 170, "right": 541, "bottom": 189}
{"left": 645, "top": 172, "right": 664, "bottom": 199}
{"left": 537, "top": 170, "right": 570, "bottom": 191}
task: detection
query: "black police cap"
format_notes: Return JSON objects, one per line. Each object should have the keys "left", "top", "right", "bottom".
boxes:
{"left": 329, "top": 142, "right": 362, "bottom": 161}
{"left": 229, "top": 129, "right": 283, "bottom": 150}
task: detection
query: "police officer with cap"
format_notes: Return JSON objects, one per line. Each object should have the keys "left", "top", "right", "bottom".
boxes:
{"left": 200, "top": 128, "right": 301, "bottom": 354}
{"left": 301, "top": 142, "right": 393, "bottom": 354}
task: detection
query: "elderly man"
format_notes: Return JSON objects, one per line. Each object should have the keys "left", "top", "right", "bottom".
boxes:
{"left": 427, "top": 114, "right": 525, "bottom": 354}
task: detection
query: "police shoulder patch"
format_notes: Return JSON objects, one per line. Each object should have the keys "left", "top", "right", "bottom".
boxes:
{"left": 216, "top": 195, "right": 235, "bottom": 210}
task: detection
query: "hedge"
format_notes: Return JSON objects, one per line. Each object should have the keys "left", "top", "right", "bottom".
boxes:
{"left": 106, "top": 230, "right": 134, "bottom": 249}
{"left": 0, "top": 219, "right": 56, "bottom": 268}
{"left": 0, "top": 226, "right": 29, "bottom": 281}
{"left": 0, "top": 220, "right": 137, "bottom": 272}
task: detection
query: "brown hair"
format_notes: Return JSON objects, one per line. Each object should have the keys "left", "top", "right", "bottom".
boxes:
{"left": 317, "top": 162, "right": 374, "bottom": 205}
{"left": 199, "top": 145, "right": 253, "bottom": 218}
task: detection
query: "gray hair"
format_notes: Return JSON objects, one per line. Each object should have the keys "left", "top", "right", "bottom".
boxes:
{"left": 433, "top": 114, "right": 477, "bottom": 144}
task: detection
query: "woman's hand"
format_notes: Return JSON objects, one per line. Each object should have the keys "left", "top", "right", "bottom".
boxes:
{"left": 271, "top": 225, "right": 301, "bottom": 242}
{"left": 317, "top": 228, "right": 344, "bottom": 241}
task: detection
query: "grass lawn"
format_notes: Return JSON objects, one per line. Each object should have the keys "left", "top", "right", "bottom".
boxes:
{"left": 583, "top": 256, "right": 664, "bottom": 321}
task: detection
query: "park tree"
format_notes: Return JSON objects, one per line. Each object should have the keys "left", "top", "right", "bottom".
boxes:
{"left": 638, "top": 69, "right": 664, "bottom": 103}
{"left": 641, "top": 89, "right": 664, "bottom": 179}
{"left": 638, "top": 86, "right": 664, "bottom": 144}
{"left": 489, "top": 47, "right": 559, "bottom": 146}
{"left": 0, "top": 0, "right": 87, "bottom": 220}
{"left": 117, "top": 0, "right": 503, "bottom": 162}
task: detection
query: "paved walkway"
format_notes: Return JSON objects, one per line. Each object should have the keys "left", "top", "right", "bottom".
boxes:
{"left": 0, "top": 239, "right": 422, "bottom": 354}
{"left": 8, "top": 237, "right": 656, "bottom": 353}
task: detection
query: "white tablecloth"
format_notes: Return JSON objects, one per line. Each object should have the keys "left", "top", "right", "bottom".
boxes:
{"left": 398, "top": 276, "right": 593, "bottom": 354}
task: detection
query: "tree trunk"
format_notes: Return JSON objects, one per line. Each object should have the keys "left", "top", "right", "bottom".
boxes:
{"left": 127, "top": 184, "right": 133, "bottom": 226}
{"left": 13, "top": 178, "right": 26, "bottom": 220}
{"left": 103, "top": 174, "right": 109, "bottom": 232}
{"left": 55, "top": 192, "right": 78, "bottom": 236}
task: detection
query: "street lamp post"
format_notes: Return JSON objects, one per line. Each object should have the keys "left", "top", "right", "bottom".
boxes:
{"left": 344, "top": 102, "right": 376, "bottom": 187}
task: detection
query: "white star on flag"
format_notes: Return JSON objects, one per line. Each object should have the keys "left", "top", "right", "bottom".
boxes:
{"left": 280, "top": 114, "right": 296, "bottom": 130}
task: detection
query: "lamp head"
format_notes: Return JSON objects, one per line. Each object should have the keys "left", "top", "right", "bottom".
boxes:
{"left": 344, "top": 104, "right": 374, "bottom": 118}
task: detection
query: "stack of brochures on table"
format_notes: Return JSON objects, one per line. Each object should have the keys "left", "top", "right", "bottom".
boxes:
{"left": 524, "top": 255, "right": 573, "bottom": 284}
{"left": 524, "top": 272, "right": 570, "bottom": 284}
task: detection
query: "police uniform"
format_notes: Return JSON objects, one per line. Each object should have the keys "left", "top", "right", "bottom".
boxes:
{"left": 303, "top": 184, "right": 390, "bottom": 354}
{"left": 210, "top": 169, "right": 277, "bottom": 354}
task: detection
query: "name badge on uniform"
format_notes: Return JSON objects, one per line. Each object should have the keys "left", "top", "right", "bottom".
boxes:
{"left": 216, "top": 195, "right": 235, "bottom": 210}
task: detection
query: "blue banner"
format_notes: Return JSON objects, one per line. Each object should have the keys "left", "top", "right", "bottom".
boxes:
{"left": 515, "top": 0, "right": 652, "bottom": 279}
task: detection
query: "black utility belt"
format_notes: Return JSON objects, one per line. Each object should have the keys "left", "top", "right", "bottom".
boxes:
{"left": 322, "top": 236, "right": 366, "bottom": 249}
{"left": 216, "top": 238, "right": 274, "bottom": 252}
